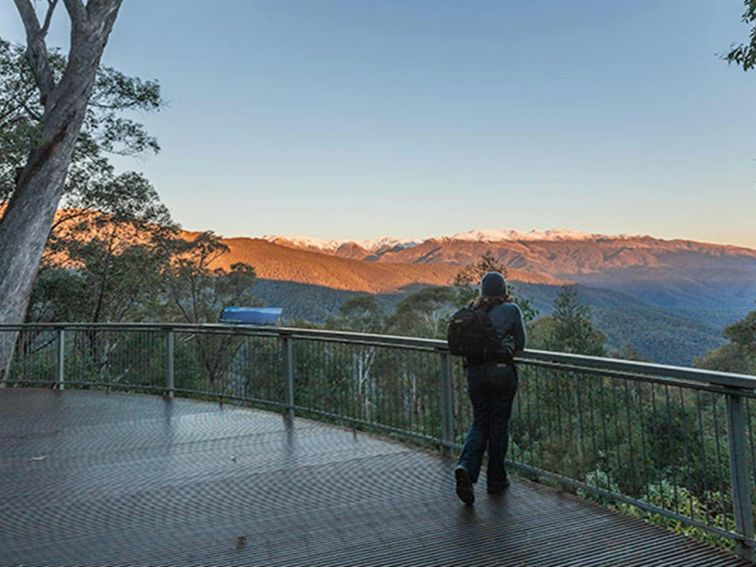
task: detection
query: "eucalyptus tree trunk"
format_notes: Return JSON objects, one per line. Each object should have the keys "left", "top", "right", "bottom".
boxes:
{"left": 0, "top": 0, "right": 123, "bottom": 384}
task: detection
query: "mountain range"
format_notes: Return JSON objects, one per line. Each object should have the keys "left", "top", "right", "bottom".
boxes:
{"left": 208, "top": 229, "right": 755, "bottom": 366}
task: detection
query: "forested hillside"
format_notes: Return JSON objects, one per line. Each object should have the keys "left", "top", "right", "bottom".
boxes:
{"left": 253, "top": 278, "right": 727, "bottom": 366}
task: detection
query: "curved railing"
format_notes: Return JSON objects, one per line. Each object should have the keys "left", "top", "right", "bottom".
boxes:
{"left": 2, "top": 322, "right": 755, "bottom": 559}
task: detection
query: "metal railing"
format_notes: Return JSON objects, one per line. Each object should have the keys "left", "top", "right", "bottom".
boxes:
{"left": 2, "top": 322, "right": 755, "bottom": 560}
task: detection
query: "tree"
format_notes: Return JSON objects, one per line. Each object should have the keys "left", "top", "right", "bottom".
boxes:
{"left": 27, "top": 267, "right": 89, "bottom": 323}
{"left": 0, "top": 39, "right": 161, "bottom": 207}
{"left": 165, "top": 232, "right": 259, "bottom": 384}
{"left": 324, "top": 295, "right": 387, "bottom": 420}
{"left": 0, "top": 0, "right": 129, "bottom": 382}
{"left": 326, "top": 295, "right": 386, "bottom": 334}
{"left": 1, "top": 36, "right": 165, "bottom": 324}
{"left": 387, "top": 286, "right": 457, "bottom": 338}
{"left": 29, "top": 174, "right": 176, "bottom": 323}
{"left": 613, "top": 340, "right": 646, "bottom": 362}
{"left": 453, "top": 250, "right": 505, "bottom": 290}
{"left": 165, "top": 232, "right": 258, "bottom": 325}
{"left": 531, "top": 285, "right": 606, "bottom": 356}
{"left": 696, "top": 311, "right": 756, "bottom": 375}
{"left": 724, "top": 0, "right": 756, "bottom": 71}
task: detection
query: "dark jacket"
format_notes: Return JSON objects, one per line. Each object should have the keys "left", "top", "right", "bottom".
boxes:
{"left": 487, "top": 302, "right": 527, "bottom": 358}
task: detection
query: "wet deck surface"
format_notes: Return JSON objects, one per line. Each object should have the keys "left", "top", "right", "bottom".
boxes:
{"left": 0, "top": 389, "right": 747, "bottom": 566}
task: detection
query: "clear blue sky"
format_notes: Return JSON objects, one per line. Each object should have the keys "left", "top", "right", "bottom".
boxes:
{"left": 2, "top": 0, "right": 755, "bottom": 246}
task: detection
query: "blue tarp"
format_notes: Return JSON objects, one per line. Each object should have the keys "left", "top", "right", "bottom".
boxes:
{"left": 220, "top": 307, "right": 283, "bottom": 325}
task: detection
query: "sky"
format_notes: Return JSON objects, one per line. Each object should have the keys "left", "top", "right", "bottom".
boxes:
{"left": 1, "top": 0, "right": 755, "bottom": 247}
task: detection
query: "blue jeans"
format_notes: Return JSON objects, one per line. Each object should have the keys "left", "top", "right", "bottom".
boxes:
{"left": 457, "top": 363, "right": 518, "bottom": 488}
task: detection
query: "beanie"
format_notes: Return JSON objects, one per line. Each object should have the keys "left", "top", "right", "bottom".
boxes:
{"left": 480, "top": 271, "right": 508, "bottom": 297}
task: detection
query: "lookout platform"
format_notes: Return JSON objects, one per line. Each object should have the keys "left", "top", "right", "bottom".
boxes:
{"left": 0, "top": 389, "right": 747, "bottom": 566}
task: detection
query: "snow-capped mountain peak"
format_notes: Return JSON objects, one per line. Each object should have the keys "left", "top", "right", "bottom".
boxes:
{"left": 357, "top": 236, "right": 419, "bottom": 252}
{"left": 261, "top": 235, "right": 418, "bottom": 253}
{"left": 261, "top": 235, "right": 345, "bottom": 251}
{"left": 449, "top": 228, "right": 608, "bottom": 242}
{"left": 261, "top": 228, "right": 643, "bottom": 254}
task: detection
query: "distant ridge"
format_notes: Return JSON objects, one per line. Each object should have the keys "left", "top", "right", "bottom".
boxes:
{"left": 258, "top": 229, "right": 756, "bottom": 278}
{"left": 262, "top": 228, "right": 756, "bottom": 258}
{"left": 261, "top": 235, "right": 418, "bottom": 255}
{"left": 261, "top": 228, "right": 612, "bottom": 254}
{"left": 207, "top": 237, "right": 566, "bottom": 293}
{"left": 450, "top": 228, "right": 615, "bottom": 242}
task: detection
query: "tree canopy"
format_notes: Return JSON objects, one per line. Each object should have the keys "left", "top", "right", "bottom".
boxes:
{"left": 696, "top": 311, "right": 756, "bottom": 374}
{"left": 0, "top": 37, "right": 163, "bottom": 208}
{"left": 724, "top": 0, "right": 756, "bottom": 71}
{"left": 529, "top": 285, "right": 607, "bottom": 356}
{"left": 327, "top": 295, "right": 386, "bottom": 334}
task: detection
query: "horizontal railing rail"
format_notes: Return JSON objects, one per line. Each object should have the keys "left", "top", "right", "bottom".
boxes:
{"left": 1, "top": 322, "right": 755, "bottom": 560}
{"left": 1, "top": 322, "right": 753, "bottom": 390}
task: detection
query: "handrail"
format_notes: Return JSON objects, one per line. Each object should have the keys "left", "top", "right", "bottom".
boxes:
{"left": 2, "top": 322, "right": 754, "bottom": 391}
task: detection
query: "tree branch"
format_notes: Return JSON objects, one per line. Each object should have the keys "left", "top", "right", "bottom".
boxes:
{"left": 13, "top": 0, "right": 55, "bottom": 105}
{"left": 61, "top": 0, "right": 86, "bottom": 28}
{"left": 40, "top": 0, "right": 60, "bottom": 37}
{"left": 80, "top": 0, "right": 124, "bottom": 36}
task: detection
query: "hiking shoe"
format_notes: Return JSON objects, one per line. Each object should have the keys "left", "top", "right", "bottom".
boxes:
{"left": 454, "top": 466, "right": 475, "bottom": 505}
{"left": 487, "top": 478, "right": 510, "bottom": 495}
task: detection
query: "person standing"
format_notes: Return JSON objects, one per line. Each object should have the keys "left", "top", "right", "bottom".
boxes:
{"left": 454, "top": 271, "right": 527, "bottom": 505}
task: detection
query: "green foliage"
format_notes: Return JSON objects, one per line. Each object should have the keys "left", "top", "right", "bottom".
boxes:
{"left": 0, "top": 38, "right": 40, "bottom": 197}
{"left": 254, "top": 279, "right": 730, "bottom": 365}
{"left": 508, "top": 360, "right": 743, "bottom": 553}
{"left": 696, "top": 311, "right": 756, "bottom": 374}
{"left": 326, "top": 295, "right": 386, "bottom": 333}
{"left": 724, "top": 0, "right": 756, "bottom": 71}
{"left": 160, "top": 232, "right": 260, "bottom": 385}
{"left": 529, "top": 285, "right": 607, "bottom": 355}
{"left": 165, "top": 232, "right": 259, "bottom": 325}
{"left": 0, "top": 37, "right": 164, "bottom": 205}
{"left": 28, "top": 172, "right": 176, "bottom": 323}
{"left": 612, "top": 340, "right": 646, "bottom": 361}
{"left": 588, "top": 302, "right": 722, "bottom": 365}
{"left": 579, "top": 473, "right": 732, "bottom": 551}
{"left": 387, "top": 286, "right": 457, "bottom": 338}
{"left": 453, "top": 250, "right": 505, "bottom": 288}
{"left": 724, "top": 310, "right": 756, "bottom": 346}
{"left": 2, "top": 34, "right": 183, "bottom": 327}
{"left": 28, "top": 268, "right": 89, "bottom": 323}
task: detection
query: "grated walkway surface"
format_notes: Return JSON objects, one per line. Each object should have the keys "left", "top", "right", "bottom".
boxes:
{"left": 0, "top": 389, "right": 747, "bottom": 566}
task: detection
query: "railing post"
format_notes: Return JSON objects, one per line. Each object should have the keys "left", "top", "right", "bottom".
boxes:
{"left": 439, "top": 351, "right": 454, "bottom": 453}
{"left": 282, "top": 334, "right": 294, "bottom": 418}
{"left": 55, "top": 328, "right": 65, "bottom": 391}
{"left": 165, "top": 328, "right": 175, "bottom": 399}
{"left": 726, "top": 392, "right": 754, "bottom": 562}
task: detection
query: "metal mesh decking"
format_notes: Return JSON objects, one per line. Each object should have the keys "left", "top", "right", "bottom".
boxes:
{"left": 0, "top": 389, "right": 747, "bottom": 566}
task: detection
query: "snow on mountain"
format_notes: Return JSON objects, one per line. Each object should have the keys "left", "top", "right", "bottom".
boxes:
{"left": 263, "top": 228, "right": 632, "bottom": 253}
{"left": 261, "top": 235, "right": 345, "bottom": 252}
{"left": 358, "top": 236, "right": 419, "bottom": 252}
{"left": 448, "top": 228, "right": 617, "bottom": 242}
{"left": 262, "top": 235, "right": 418, "bottom": 253}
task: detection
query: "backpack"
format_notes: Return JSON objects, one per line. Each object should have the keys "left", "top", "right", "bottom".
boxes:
{"left": 447, "top": 304, "right": 501, "bottom": 360}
